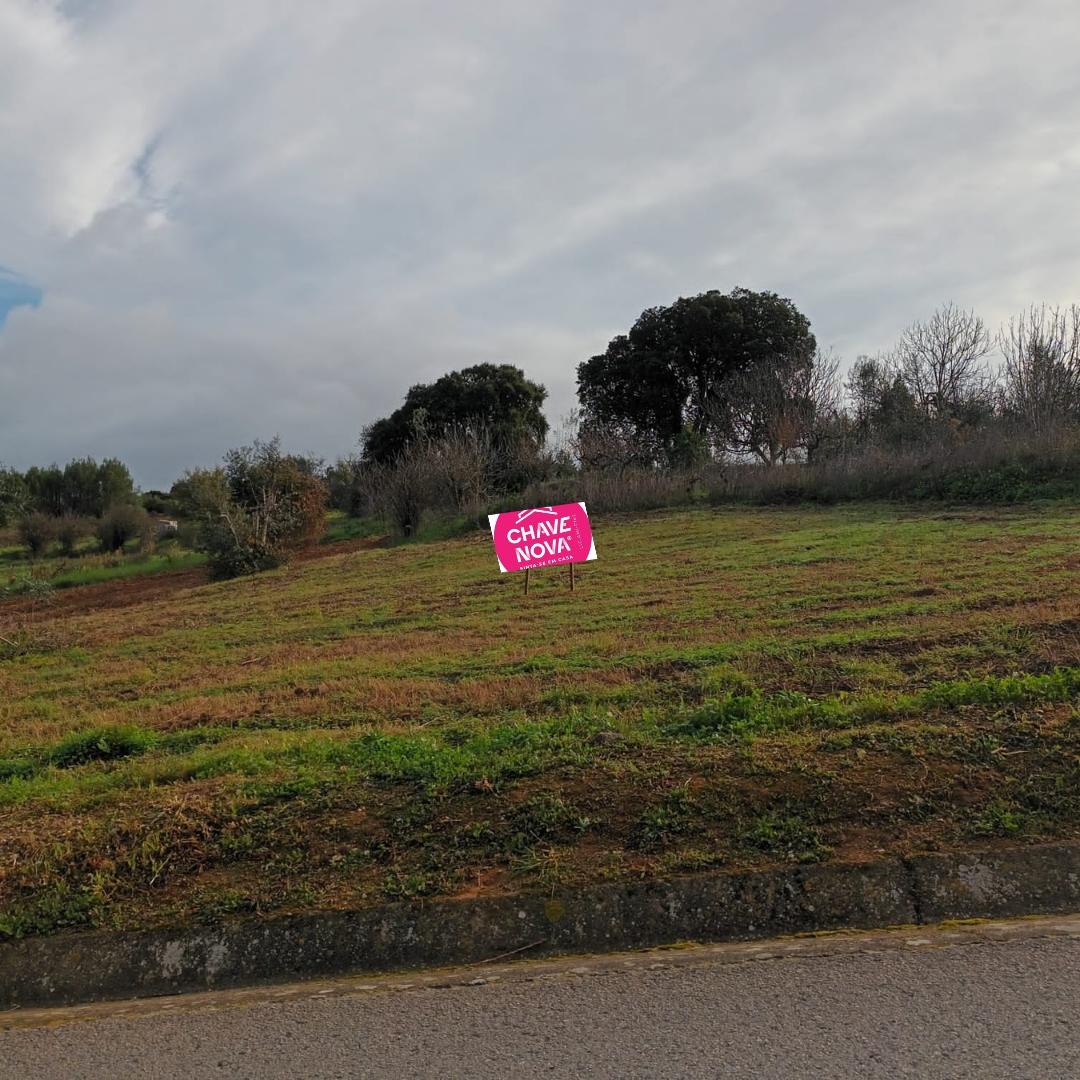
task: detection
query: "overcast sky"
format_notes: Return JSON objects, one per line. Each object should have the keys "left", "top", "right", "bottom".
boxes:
{"left": 2, "top": 0, "right": 1079, "bottom": 488}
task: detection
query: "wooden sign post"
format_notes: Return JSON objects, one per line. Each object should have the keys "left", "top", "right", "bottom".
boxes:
{"left": 524, "top": 564, "right": 576, "bottom": 594}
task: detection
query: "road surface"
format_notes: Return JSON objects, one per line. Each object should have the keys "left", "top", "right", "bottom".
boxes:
{"left": 2, "top": 916, "right": 1078, "bottom": 1078}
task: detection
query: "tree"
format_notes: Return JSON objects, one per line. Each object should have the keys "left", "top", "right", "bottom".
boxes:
{"left": 62, "top": 458, "right": 102, "bottom": 516}
{"left": 24, "top": 465, "right": 65, "bottom": 516}
{"left": 22, "top": 457, "right": 135, "bottom": 517}
{"left": 170, "top": 469, "right": 230, "bottom": 518}
{"left": 577, "top": 288, "right": 815, "bottom": 458}
{"left": 712, "top": 347, "right": 842, "bottom": 464}
{"left": 363, "top": 364, "right": 548, "bottom": 466}
{"left": 0, "top": 467, "right": 28, "bottom": 526}
{"left": 191, "top": 439, "right": 327, "bottom": 579}
{"left": 845, "top": 356, "right": 925, "bottom": 447}
{"left": 999, "top": 305, "right": 1080, "bottom": 431}
{"left": 96, "top": 458, "right": 137, "bottom": 514}
{"left": 891, "top": 304, "right": 994, "bottom": 425}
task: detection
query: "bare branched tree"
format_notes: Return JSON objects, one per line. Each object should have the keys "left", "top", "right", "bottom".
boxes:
{"left": 797, "top": 351, "right": 844, "bottom": 460}
{"left": 710, "top": 348, "right": 842, "bottom": 465}
{"left": 369, "top": 427, "right": 496, "bottom": 536}
{"left": 891, "top": 304, "right": 994, "bottom": 422}
{"left": 369, "top": 445, "right": 440, "bottom": 538}
{"left": 573, "top": 419, "right": 660, "bottom": 474}
{"left": 999, "top": 305, "right": 1080, "bottom": 431}
{"left": 434, "top": 426, "right": 492, "bottom": 521}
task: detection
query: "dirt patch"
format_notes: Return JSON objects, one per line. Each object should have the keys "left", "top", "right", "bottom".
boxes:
{"left": 0, "top": 536, "right": 384, "bottom": 625}
{"left": 0, "top": 567, "right": 209, "bottom": 622}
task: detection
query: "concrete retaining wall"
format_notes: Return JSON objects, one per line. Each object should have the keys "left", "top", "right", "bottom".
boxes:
{"left": 2, "top": 842, "right": 1077, "bottom": 1009}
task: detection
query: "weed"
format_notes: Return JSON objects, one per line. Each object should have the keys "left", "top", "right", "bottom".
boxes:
{"left": 636, "top": 787, "right": 697, "bottom": 850}
{"left": 662, "top": 669, "right": 1080, "bottom": 744}
{"left": 966, "top": 801, "right": 1030, "bottom": 838}
{"left": 0, "top": 574, "right": 55, "bottom": 601}
{"left": 738, "top": 813, "right": 831, "bottom": 863}
{"left": 661, "top": 847, "right": 728, "bottom": 873}
{"left": 382, "top": 870, "right": 444, "bottom": 899}
{"left": 506, "top": 795, "right": 596, "bottom": 851}
{"left": 0, "top": 884, "right": 100, "bottom": 941}
{"left": 193, "top": 888, "right": 260, "bottom": 923}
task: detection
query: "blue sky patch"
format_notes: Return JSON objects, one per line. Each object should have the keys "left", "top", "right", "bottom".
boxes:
{"left": 0, "top": 267, "right": 42, "bottom": 328}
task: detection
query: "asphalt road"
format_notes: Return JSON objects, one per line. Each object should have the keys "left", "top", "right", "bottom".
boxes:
{"left": 2, "top": 920, "right": 1079, "bottom": 1079}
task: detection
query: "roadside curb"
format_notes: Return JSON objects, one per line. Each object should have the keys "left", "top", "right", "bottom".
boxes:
{"left": 3, "top": 841, "right": 1078, "bottom": 1008}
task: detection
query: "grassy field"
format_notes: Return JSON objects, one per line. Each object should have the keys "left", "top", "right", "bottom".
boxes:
{"left": 0, "top": 533, "right": 206, "bottom": 595}
{"left": 1, "top": 502, "right": 1078, "bottom": 939}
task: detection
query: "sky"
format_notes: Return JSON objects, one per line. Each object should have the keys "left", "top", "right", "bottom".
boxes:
{"left": 2, "top": 0, "right": 1080, "bottom": 489}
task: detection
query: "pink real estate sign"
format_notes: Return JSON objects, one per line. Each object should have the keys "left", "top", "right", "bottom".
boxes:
{"left": 488, "top": 503, "right": 597, "bottom": 573}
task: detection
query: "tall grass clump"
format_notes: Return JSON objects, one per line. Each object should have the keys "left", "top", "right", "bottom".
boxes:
{"left": 48, "top": 725, "right": 156, "bottom": 768}
{"left": 706, "top": 423, "right": 1080, "bottom": 505}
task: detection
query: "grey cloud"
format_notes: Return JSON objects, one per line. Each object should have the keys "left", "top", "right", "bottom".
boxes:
{"left": 2, "top": 0, "right": 1080, "bottom": 487}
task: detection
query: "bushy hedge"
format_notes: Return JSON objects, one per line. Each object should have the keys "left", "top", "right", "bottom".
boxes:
{"left": 95, "top": 503, "right": 152, "bottom": 553}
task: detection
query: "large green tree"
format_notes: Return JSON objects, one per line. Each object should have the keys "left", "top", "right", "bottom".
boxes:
{"left": 23, "top": 465, "right": 65, "bottom": 516}
{"left": 577, "top": 288, "right": 815, "bottom": 457}
{"left": 362, "top": 363, "right": 548, "bottom": 464}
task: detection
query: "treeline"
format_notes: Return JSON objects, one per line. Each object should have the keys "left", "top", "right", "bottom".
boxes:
{"left": 0, "top": 457, "right": 155, "bottom": 557}
{"left": 1, "top": 458, "right": 135, "bottom": 519}
{"left": 324, "top": 290, "right": 1080, "bottom": 532}
{"left": 0, "top": 441, "right": 327, "bottom": 581}
{"left": 5, "top": 287, "right": 1079, "bottom": 580}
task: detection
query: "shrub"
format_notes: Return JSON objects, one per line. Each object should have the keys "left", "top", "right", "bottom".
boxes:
{"left": 435, "top": 428, "right": 493, "bottom": 522}
{"left": 96, "top": 503, "right": 152, "bottom": 553}
{"left": 519, "top": 467, "right": 698, "bottom": 515}
{"left": 56, "top": 515, "right": 93, "bottom": 556}
{"left": 704, "top": 423, "right": 1080, "bottom": 505}
{"left": 17, "top": 512, "right": 58, "bottom": 557}
{"left": 369, "top": 445, "right": 441, "bottom": 538}
{"left": 0, "top": 574, "right": 55, "bottom": 602}
{"left": 140, "top": 489, "right": 177, "bottom": 515}
{"left": 194, "top": 438, "right": 328, "bottom": 579}
{"left": 325, "top": 455, "right": 375, "bottom": 517}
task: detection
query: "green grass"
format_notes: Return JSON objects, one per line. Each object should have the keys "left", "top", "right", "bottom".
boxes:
{"left": 49, "top": 551, "right": 206, "bottom": 588}
{"left": 2, "top": 501, "right": 1080, "bottom": 939}
{"left": 0, "top": 541, "right": 205, "bottom": 591}
{"left": 320, "top": 512, "right": 383, "bottom": 544}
